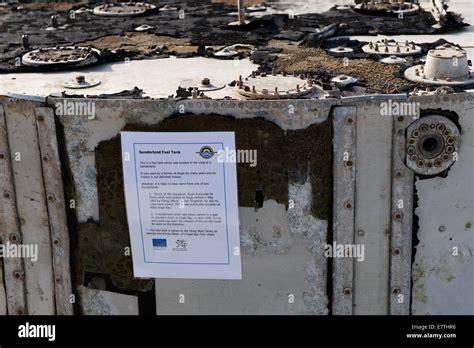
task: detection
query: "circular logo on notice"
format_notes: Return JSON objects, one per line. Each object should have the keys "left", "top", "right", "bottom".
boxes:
{"left": 198, "top": 146, "right": 215, "bottom": 159}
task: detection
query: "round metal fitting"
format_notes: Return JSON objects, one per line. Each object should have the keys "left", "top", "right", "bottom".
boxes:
{"left": 379, "top": 55, "right": 407, "bottom": 65}
{"left": 62, "top": 75, "right": 101, "bottom": 89}
{"left": 21, "top": 46, "right": 101, "bottom": 67}
{"left": 93, "top": 2, "right": 156, "bottom": 17}
{"left": 362, "top": 40, "right": 421, "bottom": 56}
{"left": 214, "top": 44, "right": 255, "bottom": 58}
{"left": 331, "top": 75, "right": 358, "bottom": 88}
{"left": 406, "top": 115, "right": 460, "bottom": 176}
{"left": 235, "top": 73, "right": 325, "bottom": 100}
{"left": 179, "top": 78, "right": 225, "bottom": 92}
{"left": 328, "top": 46, "right": 354, "bottom": 54}
{"left": 405, "top": 45, "right": 474, "bottom": 85}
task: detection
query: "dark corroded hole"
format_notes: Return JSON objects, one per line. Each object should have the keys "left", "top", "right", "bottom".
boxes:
{"left": 418, "top": 133, "right": 444, "bottom": 159}
{"left": 254, "top": 189, "right": 264, "bottom": 209}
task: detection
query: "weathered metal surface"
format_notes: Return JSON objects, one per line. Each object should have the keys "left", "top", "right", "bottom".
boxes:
{"left": 389, "top": 114, "right": 414, "bottom": 315}
{"left": 156, "top": 193, "right": 328, "bottom": 315}
{"left": 0, "top": 103, "right": 27, "bottom": 315}
{"left": 2, "top": 98, "right": 55, "bottom": 315}
{"left": 411, "top": 92, "right": 474, "bottom": 314}
{"left": 35, "top": 107, "right": 74, "bottom": 315}
{"left": 49, "top": 97, "right": 334, "bottom": 223}
{"left": 353, "top": 100, "right": 393, "bottom": 315}
{"left": 332, "top": 106, "right": 356, "bottom": 315}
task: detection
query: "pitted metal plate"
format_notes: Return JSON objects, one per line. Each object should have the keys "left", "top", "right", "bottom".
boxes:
{"left": 235, "top": 73, "right": 323, "bottom": 99}
{"left": 93, "top": 2, "right": 156, "bottom": 17}
{"left": 22, "top": 46, "right": 101, "bottom": 67}
{"left": 362, "top": 40, "right": 421, "bottom": 56}
{"left": 406, "top": 115, "right": 460, "bottom": 176}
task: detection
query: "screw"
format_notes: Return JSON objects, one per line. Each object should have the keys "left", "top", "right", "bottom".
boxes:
{"left": 76, "top": 75, "right": 85, "bottom": 84}
{"left": 22, "top": 34, "right": 29, "bottom": 49}
{"left": 51, "top": 15, "right": 59, "bottom": 29}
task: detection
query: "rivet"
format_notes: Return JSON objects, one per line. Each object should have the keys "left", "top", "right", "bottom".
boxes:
{"left": 343, "top": 287, "right": 352, "bottom": 295}
{"left": 357, "top": 230, "right": 365, "bottom": 236}
{"left": 392, "top": 287, "right": 400, "bottom": 294}
{"left": 393, "top": 211, "right": 403, "bottom": 220}
{"left": 393, "top": 248, "right": 401, "bottom": 255}
{"left": 439, "top": 225, "right": 445, "bottom": 232}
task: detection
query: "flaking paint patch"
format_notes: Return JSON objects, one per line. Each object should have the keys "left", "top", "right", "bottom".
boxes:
{"left": 288, "top": 179, "right": 328, "bottom": 314}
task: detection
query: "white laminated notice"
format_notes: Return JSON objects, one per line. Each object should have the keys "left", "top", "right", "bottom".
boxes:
{"left": 121, "top": 131, "right": 242, "bottom": 279}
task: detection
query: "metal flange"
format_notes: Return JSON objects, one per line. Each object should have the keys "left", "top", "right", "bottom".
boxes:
{"left": 406, "top": 115, "right": 460, "bottom": 176}
{"left": 21, "top": 46, "right": 101, "bottom": 67}
{"left": 380, "top": 55, "right": 407, "bottom": 65}
{"left": 329, "top": 46, "right": 354, "bottom": 54}
{"left": 331, "top": 75, "right": 358, "bottom": 88}
{"left": 404, "top": 44, "right": 474, "bottom": 86}
{"left": 93, "top": 2, "right": 156, "bottom": 17}
{"left": 362, "top": 40, "right": 421, "bottom": 56}
{"left": 62, "top": 75, "right": 101, "bottom": 89}
{"left": 235, "top": 72, "right": 324, "bottom": 100}
{"left": 214, "top": 44, "right": 255, "bottom": 58}
{"left": 179, "top": 78, "right": 225, "bottom": 92}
